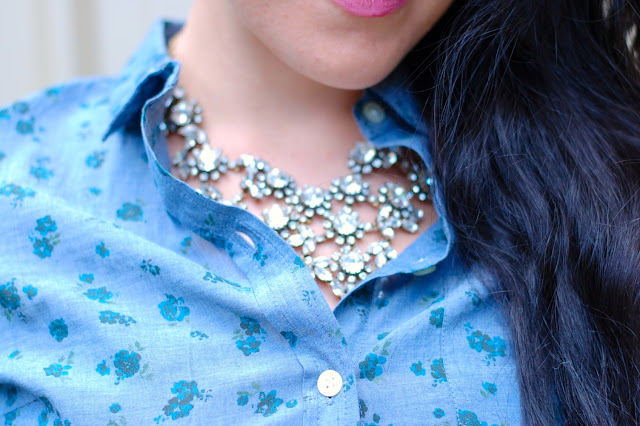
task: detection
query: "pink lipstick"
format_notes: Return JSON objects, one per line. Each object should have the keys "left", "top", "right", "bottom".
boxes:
{"left": 331, "top": 0, "right": 408, "bottom": 17}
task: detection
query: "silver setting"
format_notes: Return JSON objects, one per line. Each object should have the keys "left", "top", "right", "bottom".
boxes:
{"left": 165, "top": 86, "right": 433, "bottom": 299}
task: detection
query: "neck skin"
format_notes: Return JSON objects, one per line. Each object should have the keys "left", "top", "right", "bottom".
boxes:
{"left": 170, "top": 0, "right": 365, "bottom": 184}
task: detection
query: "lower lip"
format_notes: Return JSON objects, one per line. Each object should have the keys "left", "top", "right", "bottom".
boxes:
{"left": 331, "top": 0, "right": 408, "bottom": 17}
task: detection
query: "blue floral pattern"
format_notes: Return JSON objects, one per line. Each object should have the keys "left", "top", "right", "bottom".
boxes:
{"left": 95, "top": 342, "right": 152, "bottom": 384}
{"left": 0, "top": 182, "right": 35, "bottom": 206}
{"left": 481, "top": 382, "right": 498, "bottom": 397}
{"left": 86, "top": 150, "right": 107, "bottom": 168}
{"left": 236, "top": 383, "right": 297, "bottom": 418}
{"left": 141, "top": 259, "right": 161, "bottom": 276}
{"left": 84, "top": 286, "right": 114, "bottom": 303}
{"left": 96, "top": 241, "right": 110, "bottom": 258}
{"left": 99, "top": 310, "right": 137, "bottom": 326}
{"left": 457, "top": 409, "right": 505, "bottom": 426}
{"left": 96, "top": 360, "right": 110, "bottom": 376}
{"left": 465, "top": 323, "right": 507, "bottom": 365}
{"left": 430, "top": 358, "right": 448, "bottom": 387}
{"left": 30, "top": 215, "right": 61, "bottom": 258}
{"left": 22, "top": 284, "right": 37, "bottom": 299}
{"left": 410, "top": 361, "right": 426, "bottom": 376}
{"left": 0, "top": 19, "right": 521, "bottom": 425}
{"left": 116, "top": 202, "right": 143, "bottom": 221}
{"left": 157, "top": 380, "right": 212, "bottom": 422}
{"left": 113, "top": 350, "right": 141, "bottom": 383}
{"left": 190, "top": 330, "right": 209, "bottom": 340}
{"left": 0, "top": 279, "right": 21, "bottom": 312}
{"left": 233, "top": 315, "right": 267, "bottom": 356}
{"left": 1, "top": 278, "right": 37, "bottom": 321}
{"left": 29, "top": 157, "right": 54, "bottom": 181}
{"left": 48, "top": 318, "right": 68, "bottom": 342}
{"left": 79, "top": 273, "right": 94, "bottom": 284}
{"left": 429, "top": 307, "right": 444, "bottom": 328}
{"left": 359, "top": 353, "right": 387, "bottom": 382}
{"left": 180, "top": 236, "right": 191, "bottom": 254}
{"left": 158, "top": 294, "right": 190, "bottom": 322}
{"left": 43, "top": 351, "right": 73, "bottom": 378}
{"left": 359, "top": 338, "right": 391, "bottom": 383}
{"left": 433, "top": 408, "right": 446, "bottom": 418}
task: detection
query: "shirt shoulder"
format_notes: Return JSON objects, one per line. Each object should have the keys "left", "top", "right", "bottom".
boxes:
{"left": 0, "top": 77, "right": 117, "bottom": 147}
{"left": 0, "top": 77, "right": 119, "bottom": 181}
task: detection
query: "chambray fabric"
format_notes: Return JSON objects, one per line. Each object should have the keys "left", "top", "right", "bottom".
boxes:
{"left": 0, "top": 20, "right": 523, "bottom": 425}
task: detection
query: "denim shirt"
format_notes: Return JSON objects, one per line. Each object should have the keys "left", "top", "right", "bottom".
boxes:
{"left": 0, "top": 20, "right": 522, "bottom": 425}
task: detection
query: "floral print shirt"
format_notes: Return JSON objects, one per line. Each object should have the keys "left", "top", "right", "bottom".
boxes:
{"left": 0, "top": 20, "right": 523, "bottom": 425}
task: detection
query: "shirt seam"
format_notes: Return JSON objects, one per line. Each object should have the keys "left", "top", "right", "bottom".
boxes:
{"left": 440, "top": 271, "right": 461, "bottom": 424}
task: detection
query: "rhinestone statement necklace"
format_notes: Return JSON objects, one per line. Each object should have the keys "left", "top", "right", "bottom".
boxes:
{"left": 163, "top": 86, "right": 433, "bottom": 298}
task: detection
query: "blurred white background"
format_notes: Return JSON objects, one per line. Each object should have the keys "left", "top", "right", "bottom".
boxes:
{"left": 0, "top": 0, "right": 193, "bottom": 105}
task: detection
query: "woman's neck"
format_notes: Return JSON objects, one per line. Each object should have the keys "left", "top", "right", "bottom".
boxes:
{"left": 170, "top": 0, "right": 365, "bottom": 179}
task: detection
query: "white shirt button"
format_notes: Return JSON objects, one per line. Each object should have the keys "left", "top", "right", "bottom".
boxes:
{"left": 317, "top": 369, "right": 343, "bottom": 397}
{"left": 362, "top": 101, "right": 386, "bottom": 124}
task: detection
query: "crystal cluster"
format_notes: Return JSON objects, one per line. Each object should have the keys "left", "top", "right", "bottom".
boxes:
{"left": 165, "top": 87, "right": 432, "bottom": 298}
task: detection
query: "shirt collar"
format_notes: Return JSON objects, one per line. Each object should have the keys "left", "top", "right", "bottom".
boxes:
{"left": 102, "top": 20, "right": 181, "bottom": 141}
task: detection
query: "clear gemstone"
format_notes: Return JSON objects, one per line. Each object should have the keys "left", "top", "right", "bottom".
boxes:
{"left": 210, "top": 187, "right": 222, "bottom": 200}
{"left": 302, "top": 239, "right": 316, "bottom": 254}
{"left": 382, "top": 227, "right": 395, "bottom": 239}
{"left": 379, "top": 204, "right": 392, "bottom": 218}
{"left": 301, "top": 186, "right": 324, "bottom": 208}
{"left": 170, "top": 101, "right": 192, "bottom": 126}
{"left": 196, "top": 145, "right": 221, "bottom": 172}
{"left": 299, "top": 225, "right": 314, "bottom": 240}
{"left": 239, "top": 154, "right": 256, "bottom": 170}
{"left": 376, "top": 253, "right": 388, "bottom": 268}
{"left": 184, "top": 139, "right": 197, "bottom": 150}
{"left": 340, "top": 175, "right": 363, "bottom": 196}
{"left": 340, "top": 250, "right": 366, "bottom": 275}
{"left": 172, "top": 86, "right": 185, "bottom": 99}
{"left": 177, "top": 123, "right": 206, "bottom": 143}
{"left": 247, "top": 183, "right": 262, "bottom": 199}
{"left": 403, "top": 219, "right": 419, "bottom": 233}
{"left": 334, "top": 207, "right": 359, "bottom": 236}
{"left": 178, "top": 163, "right": 191, "bottom": 180}
{"left": 172, "top": 150, "right": 185, "bottom": 166}
{"left": 312, "top": 257, "right": 333, "bottom": 282}
{"left": 384, "top": 151, "right": 398, "bottom": 168}
{"left": 266, "top": 168, "right": 289, "bottom": 189}
{"left": 177, "top": 123, "right": 198, "bottom": 139}
{"left": 264, "top": 204, "right": 288, "bottom": 230}
{"left": 330, "top": 282, "right": 345, "bottom": 297}
{"left": 288, "top": 234, "right": 304, "bottom": 247}
{"left": 351, "top": 141, "right": 376, "bottom": 164}
{"left": 368, "top": 241, "right": 384, "bottom": 256}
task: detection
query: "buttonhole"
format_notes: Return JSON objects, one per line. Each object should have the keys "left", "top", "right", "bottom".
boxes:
{"left": 414, "top": 265, "right": 437, "bottom": 276}
{"left": 236, "top": 231, "right": 256, "bottom": 249}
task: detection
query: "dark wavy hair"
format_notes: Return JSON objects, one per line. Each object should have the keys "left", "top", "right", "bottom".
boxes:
{"left": 407, "top": 0, "right": 640, "bottom": 424}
